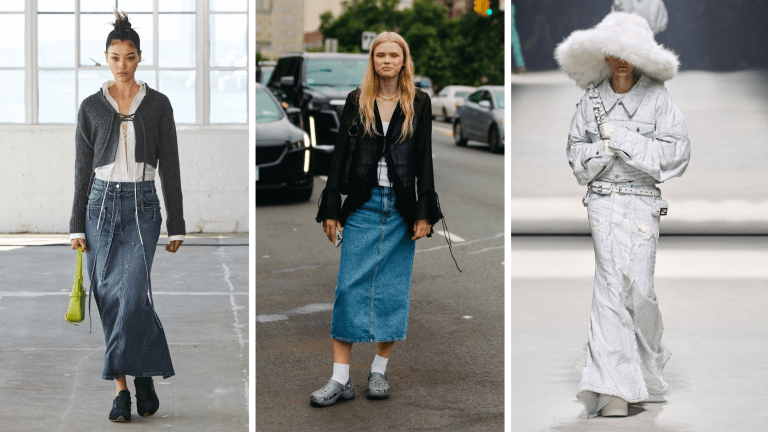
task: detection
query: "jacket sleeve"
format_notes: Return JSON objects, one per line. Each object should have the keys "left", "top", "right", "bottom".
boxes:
{"left": 315, "top": 90, "right": 356, "bottom": 223}
{"left": 415, "top": 94, "right": 442, "bottom": 225}
{"left": 566, "top": 94, "right": 615, "bottom": 186}
{"left": 607, "top": 90, "right": 690, "bottom": 182}
{"left": 157, "top": 99, "right": 186, "bottom": 236}
{"left": 69, "top": 106, "right": 94, "bottom": 234}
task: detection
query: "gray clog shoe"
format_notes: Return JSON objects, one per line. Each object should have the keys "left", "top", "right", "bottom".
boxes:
{"left": 309, "top": 379, "right": 355, "bottom": 407}
{"left": 366, "top": 372, "right": 390, "bottom": 400}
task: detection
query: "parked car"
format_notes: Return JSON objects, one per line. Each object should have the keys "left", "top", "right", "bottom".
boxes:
{"left": 432, "top": 85, "right": 475, "bottom": 122}
{"left": 413, "top": 75, "right": 434, "bottom": 97}
{"left": 256, "top": 83, "right": 314, "bottom": 201}
{"left": 267, "top": 52, "right": 368, "bottom": 170}
{"left": 256, "top": 60, "right": 276, "bottom": 85}
{"left": 453, "top": 85, "right": 505, "bottom": 153}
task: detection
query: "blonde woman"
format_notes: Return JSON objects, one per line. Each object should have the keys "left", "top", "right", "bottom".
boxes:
{"left": 312, "top": 32, "right": 443, "bottom": 406}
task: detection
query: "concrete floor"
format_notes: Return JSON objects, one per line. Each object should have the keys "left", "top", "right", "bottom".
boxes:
{"left": 511, "top": 236, "right": 768, "bottom": 432}
{"left": 0, "top": 235, "right": 248, "bottom": 431}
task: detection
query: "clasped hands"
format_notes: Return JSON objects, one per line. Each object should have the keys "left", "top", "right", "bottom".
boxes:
{"left": 599, "top": 122, "right": 616, "bottom": 156}
{"left": 324, "top": 219, "right": 431, "bottom": 243}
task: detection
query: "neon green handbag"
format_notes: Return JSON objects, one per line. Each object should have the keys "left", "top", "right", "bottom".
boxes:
{"left": 65, "top": 246, "right": 86, "bottom": 325}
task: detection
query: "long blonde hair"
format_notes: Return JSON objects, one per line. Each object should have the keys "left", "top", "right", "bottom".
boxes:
{"left": 358, "top": 32, "right": 416, "bottom": 142}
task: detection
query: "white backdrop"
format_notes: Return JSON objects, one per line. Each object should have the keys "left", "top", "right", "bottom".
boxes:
{"left": 0, "top": 125, "right": 248, "bottom": 234}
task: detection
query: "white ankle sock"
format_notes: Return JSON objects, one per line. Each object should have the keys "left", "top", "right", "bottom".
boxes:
{"left": 331, "top": 363, "right": 349, "bottom": 385}
{"left": 371, "top": 355, "right": 389, "bottom": 375}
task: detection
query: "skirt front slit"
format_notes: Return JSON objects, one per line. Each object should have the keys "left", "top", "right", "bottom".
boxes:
{"left": 85, "top": 178, "right": 174, "bottom": 380}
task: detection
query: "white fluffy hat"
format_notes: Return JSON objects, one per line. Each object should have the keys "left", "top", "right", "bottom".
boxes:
{"left": 554, "top": 12, "right": 679, "bottom": 88}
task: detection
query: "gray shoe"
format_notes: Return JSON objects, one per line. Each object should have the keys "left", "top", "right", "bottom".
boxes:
{"left": 310, "top": 379, "right": 355, "bottom": 407}
{"left": 366, "top": 372, "right": 390, "bottom": 400}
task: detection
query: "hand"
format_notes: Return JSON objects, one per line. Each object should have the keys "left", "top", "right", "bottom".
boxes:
{"left": 323, "top": 219, "right": 341, "bottom": 243}
{"left": 602, "top": 139, "right": 615, "bottom": 157}
{"left": 599, "top": 122, "right": 615, "bottom": 140}
{"left": 411, "top": 220, "right": 431, "bottom": 240}
{"left": 165, "top": 240, "right": 182, "bottom": 253}
{"left": 71, "top": 238, "right": 87, "bottom": 253}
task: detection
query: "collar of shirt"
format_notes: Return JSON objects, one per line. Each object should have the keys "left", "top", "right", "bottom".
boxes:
{"left": 598, "top": 74, "right": 650, "bottom": 116}
{"left": 102, "top": 80, "right": 147, "bottom": 114}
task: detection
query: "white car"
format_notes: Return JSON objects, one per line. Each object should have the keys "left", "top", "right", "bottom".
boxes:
{"left": 431, "top": 85, "right": 476, "bottom": 122}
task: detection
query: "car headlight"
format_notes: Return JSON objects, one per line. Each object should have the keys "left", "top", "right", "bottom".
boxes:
{"left": 289, "top": 132, "right": 311, "bottom": 150}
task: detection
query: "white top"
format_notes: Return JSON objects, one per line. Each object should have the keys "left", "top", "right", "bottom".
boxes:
{"left": 94, "top": 80, "right": 155, "bottom": 182}
{"left": 71, "top": 80, "right": 183, "bottom": 243}
{"left": 377, "top": 121, "right": 392, "bottom": 188}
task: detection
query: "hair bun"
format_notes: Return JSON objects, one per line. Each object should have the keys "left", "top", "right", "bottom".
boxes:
{"left": 112, "top": 10, "right": 133, "bottom": 34}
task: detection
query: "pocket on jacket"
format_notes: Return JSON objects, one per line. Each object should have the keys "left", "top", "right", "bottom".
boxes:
{"left": 585, "top": 121, "right": 601, "bottom": 142}
{"left": 628, "top": 121, "right": 655, "bottom": 138}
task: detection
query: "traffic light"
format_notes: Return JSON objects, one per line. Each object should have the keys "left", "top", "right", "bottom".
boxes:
{"left": 474, "top": 0, "right": 491, "bottom": 16}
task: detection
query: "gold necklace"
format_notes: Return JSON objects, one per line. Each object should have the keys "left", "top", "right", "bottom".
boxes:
{"left": 377, "top": 93, "right": 400, "bottom": 102}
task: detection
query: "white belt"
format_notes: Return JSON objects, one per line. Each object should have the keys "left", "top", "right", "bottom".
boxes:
{"left": 589, "top": 181, "right": 661, "bottom": 197}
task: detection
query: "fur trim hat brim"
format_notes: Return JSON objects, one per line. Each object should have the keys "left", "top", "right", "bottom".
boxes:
{"left": 555, "top": 12, "right": 679, "bottom": 88}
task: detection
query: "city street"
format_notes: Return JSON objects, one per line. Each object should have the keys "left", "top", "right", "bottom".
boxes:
{"left": 510, "top": 235, "right": 768, "bottom": 432}
{"left": 0, "top": 235, "right": 249, "bottom": 431}
{"left": 510, "top": 70, "right": 768, "bottom": 234}
{"left": 256, "top": 121, "right": 505, "bottom": 430}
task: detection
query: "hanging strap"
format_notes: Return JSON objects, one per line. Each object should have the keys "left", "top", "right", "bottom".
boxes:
{"left": 435, "top": 193, "right": 461, "bottom": 272}
{"left": 586, "top": 83, "right": 608, "bottom": 139}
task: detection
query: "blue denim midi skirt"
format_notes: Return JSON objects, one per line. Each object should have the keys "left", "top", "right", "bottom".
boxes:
{"left": 331, "top": 187, "right": 416, "bottom": 343}
{"left": 85, "top": 178, "right": 175, "bottom": 380}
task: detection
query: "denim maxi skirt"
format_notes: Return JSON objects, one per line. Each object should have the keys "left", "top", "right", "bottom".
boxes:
{"left": 575, "top": 185, "right": 670, "bottom": 417}
{"left": 84, "top": 178, "right": 175, "bottom": 380}
{"left": 331, "top": 187, "right": 416, "bottom": 343}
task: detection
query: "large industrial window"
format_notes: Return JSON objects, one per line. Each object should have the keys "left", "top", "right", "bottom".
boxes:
{"left": 1, "top": 0, "right": 247, "bottom": 125}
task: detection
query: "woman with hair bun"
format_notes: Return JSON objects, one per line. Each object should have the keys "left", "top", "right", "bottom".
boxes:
{"left": 312, "top": 31, "right": 453, "bottom": 407}
{"left": 69, "top": 10, "right": 185, "bottom": 422}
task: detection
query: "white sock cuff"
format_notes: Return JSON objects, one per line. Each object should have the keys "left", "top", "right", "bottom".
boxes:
{"left": 371, "top": 354, "right": 389, "bottom": 375}
{"left": 331, "top": 363, "right": 349, "bottom": 385}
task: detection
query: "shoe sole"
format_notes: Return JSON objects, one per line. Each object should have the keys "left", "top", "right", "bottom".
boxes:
{"left": 365, "top": 391, "right": 389, "bottom": 400}
{"left": 309, "top": 387, "right": 355, "bottom": 407}
{"left": 109, "top": 416, "right": 130, "bottom": 422}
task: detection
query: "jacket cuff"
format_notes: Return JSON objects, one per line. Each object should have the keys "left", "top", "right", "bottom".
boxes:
{"left": 316, "top": 187, "right": 342, "bottom": 223}
{"left": 70, "top": 233, "right": 85, "bottom": 240}
{"left": 416, "top": 190, "right": 443, "bottom": 226}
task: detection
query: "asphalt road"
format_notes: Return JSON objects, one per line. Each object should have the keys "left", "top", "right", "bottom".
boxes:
{"left": 0, "top": 235, "right": 249, "bottom": 431}
{"left": 510, "top": 70, "right": 768, "bottom": 234}
{"left": 256, "top": 121, "right": 505, "bottom": 431}
{"left": 511, "top": 235, "right": 768, "bottom": 432}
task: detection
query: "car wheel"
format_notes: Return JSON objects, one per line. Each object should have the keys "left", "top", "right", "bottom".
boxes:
{"left": 489, "top": 125, "right": 502, "bottom": 154}
{"left": 454, "top": 121, "right": 467, "bottom": 147}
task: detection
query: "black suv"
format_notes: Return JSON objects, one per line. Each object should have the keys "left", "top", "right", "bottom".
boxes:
{"left": 266, "top": 52, "right": 368, "bottom": 169}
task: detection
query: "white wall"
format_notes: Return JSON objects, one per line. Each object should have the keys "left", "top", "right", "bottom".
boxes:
{"left": 0, "top": 126, "right": 248, "bottom": 234}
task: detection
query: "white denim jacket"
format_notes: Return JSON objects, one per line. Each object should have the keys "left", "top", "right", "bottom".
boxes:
{"left": 567, "top": 74, "right": 690, "bottom": 186}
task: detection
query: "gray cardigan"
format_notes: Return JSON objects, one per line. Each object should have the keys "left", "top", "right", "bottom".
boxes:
{"left": 69, "top": 85, "right": 185, "bottom": 237}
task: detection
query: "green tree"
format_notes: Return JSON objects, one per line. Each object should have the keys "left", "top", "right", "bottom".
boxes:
{"left": 320, "top": 0, "right": 504, "bottom": 89}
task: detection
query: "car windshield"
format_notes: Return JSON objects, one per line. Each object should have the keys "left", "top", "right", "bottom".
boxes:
{"left": 494, "top": 90, "right": 505, "bottom": 109}
{"left": 256, "top": 89, "right": 282, "bottom": 124}
{"left": 306, "top": 58, "right": 368, "bottom": 87}
{"left": 455, "top": 91, "right": 469, "bottom": 98}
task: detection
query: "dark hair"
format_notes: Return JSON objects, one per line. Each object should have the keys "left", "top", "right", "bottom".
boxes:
{"left": 106, "top": 10, "right": 140, "bottom": 53}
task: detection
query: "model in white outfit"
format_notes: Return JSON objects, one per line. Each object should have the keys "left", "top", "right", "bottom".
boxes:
{"left": 556, "top": 12, "right": 690, "bottom": 418}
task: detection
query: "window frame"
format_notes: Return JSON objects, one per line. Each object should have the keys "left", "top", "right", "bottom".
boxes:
{"left": 1, "top": 0, "right": 248, "bottom": 126}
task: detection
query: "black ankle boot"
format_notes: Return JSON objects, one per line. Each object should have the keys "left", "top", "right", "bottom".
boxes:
{"left": 134, "top": 377, "right": 160, "bottom": 417}
{"left": 109, "top": 390, "right": 132, "bottom": 422}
